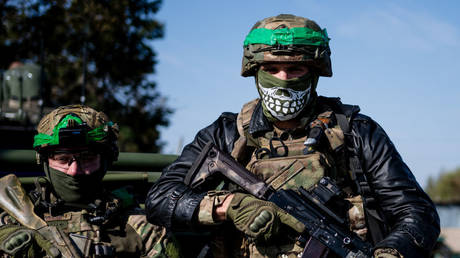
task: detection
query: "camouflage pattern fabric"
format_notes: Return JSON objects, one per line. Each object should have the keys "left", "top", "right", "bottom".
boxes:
{"left": 346, "top": 195, "right": 367, "bottom": 241}
{"left": 0, "top": 196, "right": 176, "bottom": 257}
{"left": 43, "top": 206, "right": 174, "bottom": 257}
{"left": 127, "top": 211, "right": 171, "bottom": 257}
{"left": 43, "top": 209, "right": 132, "bottom": 256}
{"left": 246, "top": 242, "right": 304, "bottom": 258}
{"left": 243, "top": 127, "right": 327, "bottom": 256}
{"left": 316, "top": 111, "right": 345, "bottom": 151}
{"left": 374, "top": 248, "right": 403, "bottom": 258}
{"left": 247, "top": 152, "right": 327, "bottom": 192}
{"left": 198, "top": 191, "right": 231, "bottom": 225}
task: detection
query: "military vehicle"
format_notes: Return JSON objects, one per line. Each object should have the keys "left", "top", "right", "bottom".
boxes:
{"left": 0, "top": 62, "right": 176, "bottom": 203}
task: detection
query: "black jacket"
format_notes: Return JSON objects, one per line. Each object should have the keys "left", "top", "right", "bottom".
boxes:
{"left": 146, "top": 97, "right": 440, "bottom": 258}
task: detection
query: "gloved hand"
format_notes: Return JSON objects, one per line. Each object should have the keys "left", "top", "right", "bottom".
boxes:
{"left": 226, "top": 193, "right": 305, "bottom": 242}
{"left": 0, "top": 225, "right": 60, "bottom": 257}
{"left": 373, "top": 248, "right": 402, "bottom": 258}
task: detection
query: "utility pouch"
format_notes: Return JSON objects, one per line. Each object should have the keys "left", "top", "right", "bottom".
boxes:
{"left": 248, "top": 152, "right": 330, "bottom": 191}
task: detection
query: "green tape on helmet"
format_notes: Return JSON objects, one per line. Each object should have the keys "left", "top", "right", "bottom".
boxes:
{"left": 241, "top": 15, "right": 333, "bottom": 77}
{"left": 33, "top": 114, "right": 111, "bottom": 148}
{"left": 244, "top": 27, "right": 329, "bottom": 47}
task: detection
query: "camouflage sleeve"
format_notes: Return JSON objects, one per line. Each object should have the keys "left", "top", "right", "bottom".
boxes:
{"left": 126, "top": 209, "right": 176, "bottom": 258}
{"left": 197, "top": 190, "right": 231, "bottom": 225}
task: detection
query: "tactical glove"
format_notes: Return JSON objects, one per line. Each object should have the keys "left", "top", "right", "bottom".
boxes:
{"left": 226, "top": 193, "right": 305, "bottom": 242}
{"left": 0, "top": 225, "right": 60, "bottom": 257}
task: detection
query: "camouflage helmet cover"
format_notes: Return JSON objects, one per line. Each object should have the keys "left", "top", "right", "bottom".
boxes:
{"left": 241, "top": 14, "right": 332, "bottom": 77}
{"left": 34, "top": 105, "right": 119, "bottom": 161}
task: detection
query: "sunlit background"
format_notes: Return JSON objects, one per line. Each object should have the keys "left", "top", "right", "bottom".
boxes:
{"left": 154, "top": 0, "right": 460, "bottom": 189}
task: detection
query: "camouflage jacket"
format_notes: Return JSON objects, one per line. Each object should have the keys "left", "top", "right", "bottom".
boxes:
{"left": 145, "top": 96, "right": 440, "bottom": 258}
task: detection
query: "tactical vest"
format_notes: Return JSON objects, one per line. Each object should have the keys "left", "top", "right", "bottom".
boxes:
{"left": 31, "top": 182, "right": 144, "bottom": 257}
{"left": 232, "top": 98, "right": 354, "bottom": 193}
{"left": 228, "top": 98, "right": 385, "bottom": 257}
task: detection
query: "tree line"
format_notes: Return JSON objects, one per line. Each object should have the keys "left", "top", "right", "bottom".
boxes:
{"left": 0, "top": 0, "right": 171, "bottom": 152}
{"left": 426, "top": 167, "right": 460, "bottom": 204}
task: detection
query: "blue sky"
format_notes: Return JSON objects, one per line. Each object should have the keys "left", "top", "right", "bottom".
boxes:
{"left": 152, "top": 0, "right": 460, "bottom": 188}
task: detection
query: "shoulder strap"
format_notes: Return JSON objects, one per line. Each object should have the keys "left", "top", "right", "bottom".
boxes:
{"left": 231, "top": 99, "right": 259, "bottom": 163}
{"left": 335, "top": 113, "right": 349, "bottom": 133}
{"left": 236, "top": 98, "right": 259, "bottom": 137}
{"left": 335, "top": 110, "right": 388, "bottom": 245}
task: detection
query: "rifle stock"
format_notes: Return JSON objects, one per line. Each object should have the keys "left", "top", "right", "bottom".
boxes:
{"left": 0, "top": 174, "right": 80, "bottom": 257}
{"left": 184, "top": 142, "right": 273, "bottom": 199}
{"left": 0, "top": 174, "right": 47, "bottom": 229}
{"left": 185, "top": 142, "right": 373, "bottom": 258}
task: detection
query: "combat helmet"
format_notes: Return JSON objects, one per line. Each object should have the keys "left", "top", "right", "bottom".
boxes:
{"left": 33, "top": 105, "right": 119, "bottom": 164}
{"left": 241, "top": 14, "right": 332, "bottom": 77}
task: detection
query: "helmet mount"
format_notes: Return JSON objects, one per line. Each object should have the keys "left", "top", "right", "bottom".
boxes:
{"left": 33, "top": 105, "right": 119, "bottom": 164}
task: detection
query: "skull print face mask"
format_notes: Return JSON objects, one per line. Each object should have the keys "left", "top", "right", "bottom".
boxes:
{"left": 256, "top": 69, "right": 314, "bottom": 121}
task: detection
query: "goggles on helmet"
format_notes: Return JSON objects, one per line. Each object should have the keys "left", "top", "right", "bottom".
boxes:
{"left": 33, "top": 114, "right": 113, "bottom": 149}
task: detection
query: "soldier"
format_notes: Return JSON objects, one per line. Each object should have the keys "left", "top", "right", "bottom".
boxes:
{"left": 0, "top": 105, "right": 179, "bottom": 257}
{"left": 145, "top": 14, "right": 440, "bottom": 258}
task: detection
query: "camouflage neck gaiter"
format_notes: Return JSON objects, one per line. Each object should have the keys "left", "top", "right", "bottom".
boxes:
{"left": 44, "top": 161, "right": 106, "bottom": 204}
{"left": 256, "top": 69, "right": 316, "bottom": 122}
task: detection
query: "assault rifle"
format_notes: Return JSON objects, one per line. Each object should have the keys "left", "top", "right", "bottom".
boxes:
{"left": 185, "top": 142, "right": 373, "bottom": 258}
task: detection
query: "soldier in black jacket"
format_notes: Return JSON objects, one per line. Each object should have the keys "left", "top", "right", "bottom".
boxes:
{"left": 145, "top": 14, "right": 440, "bottom": 258}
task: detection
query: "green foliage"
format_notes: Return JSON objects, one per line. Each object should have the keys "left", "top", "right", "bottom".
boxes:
{"left": 0, "top": 0, "right": 171, "bottom": 152}
{"left": 426, "top": 167, "right": 460, "bottom": 203}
